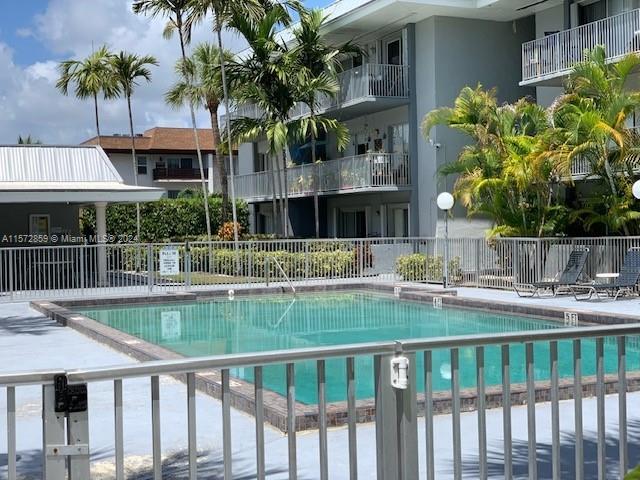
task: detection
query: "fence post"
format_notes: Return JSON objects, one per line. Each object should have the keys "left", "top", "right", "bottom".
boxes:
{"left": 67, "top": 407, "right": 90, "bottom": 479}
{"left": 8, "top": 248, "right": 14, "bottom": 300}
{"left": 184, "top": 241, "right": 192, "bottom": 291}
{"left": 147, "top": 245, "right": 154, "bottom": 293}
{"left": 79, "top": 245, "right": 85, "bottom": 291}
{"left": 42, "top": 384, "right": 66, "bottom": 480}
{"left": 374, "top": 347, "right": 418, "bottom": 480}
{"left": 475, "top": 238, "right": 481, "bottom": 287}
{"left": 266, "top": 256, "right": 270, "bottom": 287}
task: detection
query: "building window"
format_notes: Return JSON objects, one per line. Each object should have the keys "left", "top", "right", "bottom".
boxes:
{"left": 389, "top": 123, "right": 409, "bottom": 154}
{"left": 167, "top": 190, "right": 180, "bottom": 199}
{"left": 137, "top": 156, "right": 148, "bottom": 175}
{"left": 337, "top": 209, "right": 367, "bottom": 238}
{"left": 29, "top": 214, "right": 50, "bottom": 235}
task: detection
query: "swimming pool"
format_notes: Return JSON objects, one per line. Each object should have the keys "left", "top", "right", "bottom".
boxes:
{"left": 77, "top": 292, "right": 640, "bottom": 404}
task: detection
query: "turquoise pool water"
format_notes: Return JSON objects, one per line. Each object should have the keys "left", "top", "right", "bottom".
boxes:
{"left": 77, "top": 292, "right": 640, "bottom": 404}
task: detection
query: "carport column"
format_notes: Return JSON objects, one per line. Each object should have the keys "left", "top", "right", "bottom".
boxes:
{"left": 95, "top": 202, "right": 108, "bottom": 286}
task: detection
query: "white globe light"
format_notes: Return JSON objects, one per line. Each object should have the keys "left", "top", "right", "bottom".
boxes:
{"left": 437, "top": 192, "right": 455, "bottom": 211}
{"left": 633, "top": 180, "right": 640, "bottom": 200}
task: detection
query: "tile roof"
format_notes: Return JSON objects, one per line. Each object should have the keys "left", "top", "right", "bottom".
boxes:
{"left": 82, "top": 127, "right": 218, "bottom": 153}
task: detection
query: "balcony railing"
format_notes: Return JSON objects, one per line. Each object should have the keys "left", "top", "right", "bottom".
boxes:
{"left": 222, "top": 63, "right": 409, "bottom": 123}
{"left": 522, "top": 8, "right": 640, "bottom": 84}
{"left": 153, "top": 168, "right": 207, "bottom": 181}
{"left": 232, "top": 152, "right": 410, "bottom": 201}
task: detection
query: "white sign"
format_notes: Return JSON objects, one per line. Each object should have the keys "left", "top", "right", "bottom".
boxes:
{"left": 159, "top": 246, "right": 180, "bottom": 276}
{"left": 161, "top": 311, "right": 181, "bottom": 340}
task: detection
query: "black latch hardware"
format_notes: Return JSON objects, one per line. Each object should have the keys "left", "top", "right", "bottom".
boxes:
{"left": 54, "top": 374, "right": 88, "bottom": 413}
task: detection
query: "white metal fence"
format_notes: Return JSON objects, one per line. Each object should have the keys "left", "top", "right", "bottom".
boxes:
{"left": 2, "top": 323, "right": 639, "bottom": 479}
{"left": 1, "top": 236, "right": 640, "bottom": 302}
{"left": 522, "top": 8, "right": 640, "bottom": 83}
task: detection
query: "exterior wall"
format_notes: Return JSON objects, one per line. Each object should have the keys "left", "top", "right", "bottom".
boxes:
{"left": 535, "top": 4, "right": 566, "bottom": 107}
{"left": 415, "top": 15, "right": 536, "bottom": 237}
{"left": 0, "top": 203, "right": 80, "bottom": 244}
{"left": 326, "top": 191, "right": 411, "bottom": 238}
{"left": 106, "top": 152, "right": 221, "bottom": 197}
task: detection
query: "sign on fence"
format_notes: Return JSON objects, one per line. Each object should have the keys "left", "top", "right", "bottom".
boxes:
{"left": 159, "top": 246, "right": 180, "bottom": 276}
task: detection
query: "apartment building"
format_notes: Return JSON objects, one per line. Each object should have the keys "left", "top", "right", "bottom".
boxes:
{"left": 228, "top": 0, "right": 640, "bottom": 238}
{"left": 82, "top": 127, "right": 235, "bottom": 198}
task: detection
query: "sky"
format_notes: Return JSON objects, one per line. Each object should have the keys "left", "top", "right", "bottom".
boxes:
{"left": 0, "top": 0, "right": 330, "bottom": 145}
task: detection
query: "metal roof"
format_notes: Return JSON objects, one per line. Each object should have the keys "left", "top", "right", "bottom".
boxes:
{"left": 0, "top": 145, "right": 123, "bottom": 183}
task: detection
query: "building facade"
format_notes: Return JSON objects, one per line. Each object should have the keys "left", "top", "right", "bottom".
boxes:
{"left": 83, "top": 127, "right": 235, "bottom": 199}
{"left": 228, "top": 0, "right": 640, "bottom": 238}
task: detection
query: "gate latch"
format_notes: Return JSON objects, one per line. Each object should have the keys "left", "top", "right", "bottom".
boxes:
{"left": 54, "top": 374, "right": 88, "bottom": 413}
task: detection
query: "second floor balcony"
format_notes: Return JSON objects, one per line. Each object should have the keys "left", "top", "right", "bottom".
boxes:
{"left": 222, "top": 63, "right": 410, "bottom": 124}
{"left": 153, "top": 167, "right": 208, "bottom": 181}
{"left": 521, "top": 8, "right": 640, "bottom": 86}
{"left": 232, "top": 152, "right": 410, "bottom": 202}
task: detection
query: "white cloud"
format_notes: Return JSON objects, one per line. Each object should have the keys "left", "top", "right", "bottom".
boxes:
{"left": 0, "top": 0, "right": 247, "bottom": 144}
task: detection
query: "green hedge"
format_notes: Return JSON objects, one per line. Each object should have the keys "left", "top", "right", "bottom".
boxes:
{"left": 80, "top": 197, "right": 249, "bottom": 243}
{"left": 395, "top": 253, "right": 462, "bottom": 283}
{"left": 116, "top": 243, "right": 359, "bottom": 279}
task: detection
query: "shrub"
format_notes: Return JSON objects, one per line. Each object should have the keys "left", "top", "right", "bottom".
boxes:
{"left": 395, "top": 253, "right": 462, "bottom": 283}
{"left": 218, "top": 222, "right": 243, "bottom": 241}
{"left": 80, "top": 196, "right": 249, "bottom": 243}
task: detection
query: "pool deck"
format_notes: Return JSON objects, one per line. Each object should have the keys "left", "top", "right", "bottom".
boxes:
{"left": 1, "top": 286, "right": 640, "bottom": 478}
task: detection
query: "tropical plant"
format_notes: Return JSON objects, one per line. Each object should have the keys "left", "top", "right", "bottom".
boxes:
{"left": 132, "top": 0, "right": 214, "bottom": 246}
{"left": 290, "top": 8, "right": 353, "bottom": 237}
{"left": 186, "top": 0, "right": 267, "bottom": 243}
{"left": 542, "top": 45, "right": 640, "bottom": 234}
{"left": 423, "top": 85, "right": 565, "bottom": 237}
{"left": 166, "top": 43, "right": 234, "bottom": 223}
{"left": 110, "top": 51, "right": 158, "bottom": 247}
{"left": 56, "top": 45, "right": 119, "bottom": 142}
{"left": 227, "top": 4, "right": 299, "bottom": 236}
{"left": 17, "top": 135, "right": 42, "bottom": 144}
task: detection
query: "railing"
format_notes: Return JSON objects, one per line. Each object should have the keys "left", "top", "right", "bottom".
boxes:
{"left": 522, "top": 8, "right": 640, "bottom": 83}
{"left": 2, "top": 322, "right": 639, "bottom": 478}
{"left": 232, "top": 152, "right": 411, "bottom": 201}
{"left": 152, "top": 167, "right": 207, "bottom": 180}
{"left": 1, "top": 236, "right": 640, "bottom": 301}
{"left": 222, "top": 63, "right": 409, "bottom": 123}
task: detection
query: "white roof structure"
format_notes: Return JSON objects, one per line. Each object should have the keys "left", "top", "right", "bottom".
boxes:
{"left": 0, "top": 145, "right": 163, "bottom": 203}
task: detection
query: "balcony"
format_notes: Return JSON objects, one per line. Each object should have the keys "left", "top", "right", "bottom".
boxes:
{"left": 222, "top": 63, "right": 409, "bottom": 124}
{"left": 232, "top": 152, "right": 410, "bottom": 202}
{"left": 153, "top": 168, "right": 207, "bottom": 181}
{"left": 521, "top": 9, "right": 640, "bottom": 86}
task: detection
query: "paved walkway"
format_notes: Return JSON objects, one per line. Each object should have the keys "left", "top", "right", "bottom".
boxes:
{"left": 0, "top": 301, "right": 638, "bottom": 479}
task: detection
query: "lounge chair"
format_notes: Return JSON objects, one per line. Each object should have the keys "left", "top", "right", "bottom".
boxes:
{"left": 571, "top": 247, "right": 640, "bottom": 301}
{"left": 513, "top": 248, "right": 590, "bottom": 298}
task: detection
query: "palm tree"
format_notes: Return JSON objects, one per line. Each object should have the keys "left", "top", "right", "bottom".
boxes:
{"left": 186, "top": 0, "right": 266, "bottom": 243}
{"left": 542, "top": 46, "right": 640, "bottom": 234}
{"left": 56, "top": 45, "right": 119, "bottom": 142}
{"left": 111, "top": 51, "right": 158, "bottom": 246}
{"left": 290, "top": 8, "right": 356, "bottom": 237}
{"left": 165, "top": 43, "right": 233, "bottom": 223}
{"left": 132, "top": 0, "right": 213, "bottom": 246}
{"left": 227, "top": 6, "right": 299, "bottom": 236}
{"left": 17, "top": 135, "right": 42, "bottom": 144}
{"left": 423, "top": 86, "right": 561, "bottom": 237}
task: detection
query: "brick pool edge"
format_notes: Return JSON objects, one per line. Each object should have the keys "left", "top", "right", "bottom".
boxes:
{"left": 31, "top": 283, "right": 640, "bottom": 432}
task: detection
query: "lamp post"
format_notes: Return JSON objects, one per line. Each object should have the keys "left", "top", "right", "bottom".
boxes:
{"left": 633, "top": 180, "right": 640, "bottom": 201}
{"left": 437, "top": 192, "right": 455, "bottom": 288}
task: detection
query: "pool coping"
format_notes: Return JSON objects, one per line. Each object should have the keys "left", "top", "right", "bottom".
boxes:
{"left": 31, "top": 282, "right": 640, "bottom": 432}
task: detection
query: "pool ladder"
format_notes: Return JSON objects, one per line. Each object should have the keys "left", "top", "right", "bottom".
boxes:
{"left": 266, "top": 256, "right": 296, "bottom": 295}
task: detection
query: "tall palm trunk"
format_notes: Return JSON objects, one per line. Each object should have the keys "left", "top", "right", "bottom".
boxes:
{"left": 215, "top": 19, "right": 239, "bottom": 246}
{"left": 127, "top": 94, "right": 142, "bottom": 270}
{"left": 311, "top": 110, "right": 320, "bottom": 238}
{"left": 176, "top": 19, "right": 212, "bottom": 246}
{"left": 93, "top": 93, "right": 101, "bottom": 144}
{"left": 282, "top": 146, "right": 290, "bottom": 237}
{"left": 208, "top": 103, "right": 228, "bottom": 220}
{"left": 269, "top": 154, "right": 279, "bottom": 233}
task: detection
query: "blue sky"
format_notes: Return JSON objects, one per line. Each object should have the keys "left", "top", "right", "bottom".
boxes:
{"left": 0, "top": 0, "right": 333, "bottom": 144}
